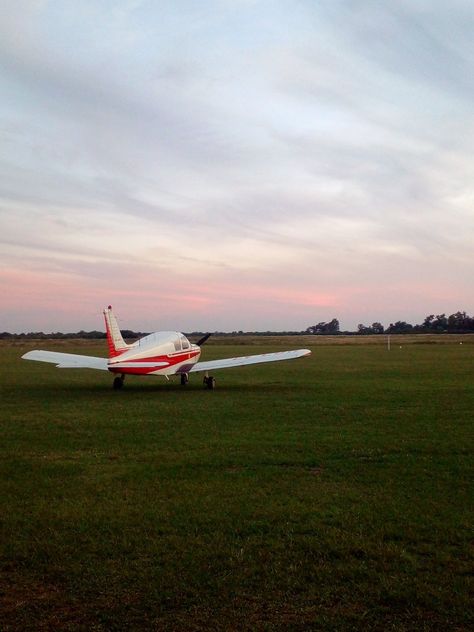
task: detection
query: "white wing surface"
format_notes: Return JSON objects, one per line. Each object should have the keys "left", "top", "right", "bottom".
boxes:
{"left": 188, "top": 348, "right": 311, "bottom": 373}
{"left": 22, "top": 350, "right": 109, "bottom": 370}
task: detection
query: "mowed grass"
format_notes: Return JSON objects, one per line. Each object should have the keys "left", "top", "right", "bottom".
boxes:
{"left": 0, "top": 339, "right": 473, "bottom": 631}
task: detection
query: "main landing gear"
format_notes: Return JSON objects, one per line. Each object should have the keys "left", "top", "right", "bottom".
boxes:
{"left": 113, "top": 374, "right": 125, "bottom": 390}
{"left": 203, "top": 375, "right": 216, "bottom": 390}
{"left": 181, "top": 372, "right": 216, "bottom": 389}
{"left": 112, "top": 373, "right": 216, "bottom": 390}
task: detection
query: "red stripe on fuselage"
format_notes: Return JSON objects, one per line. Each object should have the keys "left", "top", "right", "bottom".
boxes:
{"left": 108, "top": 350, "right": 200, "bottom": 375}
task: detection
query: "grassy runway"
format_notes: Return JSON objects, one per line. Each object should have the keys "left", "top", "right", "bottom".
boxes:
{"left": 0, "top": 339, "right": 473, "bottom": 630}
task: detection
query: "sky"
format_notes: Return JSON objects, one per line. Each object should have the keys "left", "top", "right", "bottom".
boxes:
{"left": 1, "top": 0, "right": 473, "bottom": 333}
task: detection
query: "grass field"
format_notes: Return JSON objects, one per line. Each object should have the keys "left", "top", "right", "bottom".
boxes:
{"left": 1, "top": 338, "right": 473, "bottom": 630}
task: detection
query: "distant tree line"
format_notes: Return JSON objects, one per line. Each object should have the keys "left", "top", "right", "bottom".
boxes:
{"left": 1, "top": 310, "right": 473, "bottom": 339}
{"left": 305, "top": 311, "right": 474, "bottom": 335}
{"left": 0, "top": 330, "right": 147, "bottom": 340}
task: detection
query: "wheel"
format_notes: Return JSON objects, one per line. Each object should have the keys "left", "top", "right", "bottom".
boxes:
{"left": 180, "top": 373, "right": 189, "bottom": 386}
{"left": 113, "top": 376, "right": 124, "bottom": 390}
{"left": 206, "top": 376, "right": 216, "bottom": 390}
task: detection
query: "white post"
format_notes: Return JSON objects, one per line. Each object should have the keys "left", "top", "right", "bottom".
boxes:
{"left": 387, "top": 334, "right": 391, "bottom": 351}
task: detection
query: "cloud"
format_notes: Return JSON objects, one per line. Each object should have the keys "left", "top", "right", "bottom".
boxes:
{"left": 0, "top": 1, "right": 473, "bottom": 331}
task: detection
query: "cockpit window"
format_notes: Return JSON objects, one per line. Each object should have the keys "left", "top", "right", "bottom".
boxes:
{"left": 181, "top": 336, "right": 190, "bottom": 350}
{"left": 173, "top": 339, "right": 181, "bottom": 351}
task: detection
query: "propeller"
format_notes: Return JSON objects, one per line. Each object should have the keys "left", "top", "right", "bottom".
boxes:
{"left": 196, "top": 333, "right": 212, "bottom": 346}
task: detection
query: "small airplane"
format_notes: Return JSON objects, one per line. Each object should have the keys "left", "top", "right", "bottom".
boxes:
{"left": 22, "top": 306, "right": 311, "bottom": 389}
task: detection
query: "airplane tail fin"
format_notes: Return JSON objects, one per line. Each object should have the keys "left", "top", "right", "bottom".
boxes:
{"left": 103, "top": 306, "right": 131, "bottom": 358}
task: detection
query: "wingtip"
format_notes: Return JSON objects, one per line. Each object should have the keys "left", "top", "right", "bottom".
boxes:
{"left": 297, "top": 348, "right": 312, "bottom": 357}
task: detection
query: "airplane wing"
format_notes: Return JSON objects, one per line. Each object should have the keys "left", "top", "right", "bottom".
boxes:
{"left": 22, "top": 350, "right": 109, "bottom": 370}
{"left": 187, "top": 348, "right": 311, "bottom": 373}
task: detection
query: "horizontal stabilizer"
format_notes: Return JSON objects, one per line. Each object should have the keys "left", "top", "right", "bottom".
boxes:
{"left": 22, "top": 350, "right": 109, "bottom": 371}
{"left": 188, "top": 348, "right": 311, "bottom": 373}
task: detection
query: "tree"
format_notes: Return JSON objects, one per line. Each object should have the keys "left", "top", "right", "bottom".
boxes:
{"left": 326, "top": 318, "right": 340, "bottom": 334}
{"left": 357, "top": 322, "right": 384, "bottom": 334}
{"left": 423, "top": 315, "right": 435, "bottom": 330}
{"left": 306, "top": 318, "right": 340, "bottom": 335}
{"left": 432, "top": 314, "right": 448, "bottom": 331}
{"left": 371, "top": 322, "right": 384, "bottom": 334}
{"left": 387, "top": 321, "right": 413, "bottom": 334}
{"left": 447, "top": 311, "right": 471, "bottom": 331}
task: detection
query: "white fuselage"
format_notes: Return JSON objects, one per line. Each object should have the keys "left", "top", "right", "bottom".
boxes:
{"left": 107, "top": 332, "right": 201, "bottom": 376}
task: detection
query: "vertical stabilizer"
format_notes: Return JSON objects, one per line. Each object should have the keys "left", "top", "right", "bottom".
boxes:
{"left": 103, "top": 306, "right": 131, "bottom": 358}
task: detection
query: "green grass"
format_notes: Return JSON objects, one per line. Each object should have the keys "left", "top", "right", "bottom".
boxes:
{"left": 0, "top": 340, "right": 473, "bottom": 630}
